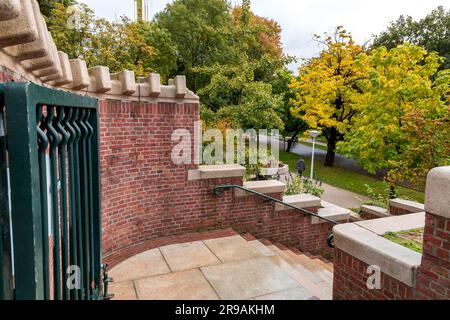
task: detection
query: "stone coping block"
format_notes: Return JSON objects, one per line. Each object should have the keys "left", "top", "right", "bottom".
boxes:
{"left": 110, "top": 70, "right": 136, "bottom": 95}
{"left": 334, "top": 223, "right": 422, "bottom": 286}
{"left": 360, "top": 205, "right": 389, "bottom": 218}
{"left": 275, "top": 194, "right": 321, "bottom": 211}
{"left": 0, "top": 0, "right": 21, "bottom": 21}
{"left": 235, "top": 180, "right": 286, "bottom": 197}
{"left": 188, "top": 165, "right": 246, "bottom": 180}
{"left": 311, "top": 201, "right": 351, "bottom": 225}
{"left": 68, "top": 59, "right": 90, "bottom": 90}
{"left": 136, "top": 73, "right": 161, "bottom": 97}
{"left": 88, "top": 66, "right": 112, "bottom": 93}
{"left": 425, "top": 166, "right": 450, "bottom": 219}
{"left": 0, "top": 0, "right": 38, "bottom": 48}
{"left": 355, "top": 212, "right": 425, "bottom": 236}
{"left": 3, "top": 0, "right": 48, "bottom": 61}
{"left": 390, "top": 198, "right": 424, "bottom": 213}
{"left": 51, "top": 51, "right": 73, "bottom": 86}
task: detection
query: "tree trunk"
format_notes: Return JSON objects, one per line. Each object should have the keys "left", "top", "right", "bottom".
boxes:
{"left": 324, "top": 128, "right": 338, "bottom": 167}
{"left": 286, "top": 131, "right": 300, "bottom": 152}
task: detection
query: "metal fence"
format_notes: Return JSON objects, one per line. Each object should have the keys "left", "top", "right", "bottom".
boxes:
{"left": 0, "top": 82, "right": 103, "bottom": 300}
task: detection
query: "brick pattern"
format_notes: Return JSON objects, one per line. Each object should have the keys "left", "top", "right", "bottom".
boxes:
{"left": 359, "top": 212, "right": 382, "bottom": 220}
{"left": 99, "top": 99, "right": 333, "bottom": 264}
{"left": 333, "top": 248, "right": 415, "bottom": 300}
{"left": 389, "top": 206, "right": 415, "bottom": 216}
{"left": 415, "top": 213, "right": 450, "bottom": 300}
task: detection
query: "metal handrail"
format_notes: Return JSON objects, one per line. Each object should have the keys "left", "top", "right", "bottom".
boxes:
{"left": 212, "top": 185, "right": 337, "bottom": 248}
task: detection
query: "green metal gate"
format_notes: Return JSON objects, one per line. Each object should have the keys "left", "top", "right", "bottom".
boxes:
{"left": 0, "top": 82, "right": 104, "bottom": 300}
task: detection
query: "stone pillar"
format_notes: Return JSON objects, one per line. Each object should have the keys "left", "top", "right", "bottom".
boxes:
{"left": 415, "top": 166, "right": 450, "bottom": 300}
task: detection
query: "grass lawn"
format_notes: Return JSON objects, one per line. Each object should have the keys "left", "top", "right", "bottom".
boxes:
{"left": 299, "top": 141, "right": 328, "bottom": 151}
{"left": 384, "top": 229, "right": 424, "bottom": 253}
{"left": 279, "top": 150, "right": 425, "bottom": 203}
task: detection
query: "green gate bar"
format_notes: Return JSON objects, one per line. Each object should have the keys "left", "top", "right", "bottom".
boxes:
{"left": 1, "top": 82, "right": 102, "bottom": 300}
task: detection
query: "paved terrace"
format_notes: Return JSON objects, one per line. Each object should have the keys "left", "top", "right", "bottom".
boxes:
{"left": 109, "top": 231, "right": 333, "bottom": 300}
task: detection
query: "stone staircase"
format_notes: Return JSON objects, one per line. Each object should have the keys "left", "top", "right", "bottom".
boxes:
{"left": 242, "top": 234, "right": 333, "bottom": 300}
{"left": 109, "top": 230, "right": 334, "bottom": 300}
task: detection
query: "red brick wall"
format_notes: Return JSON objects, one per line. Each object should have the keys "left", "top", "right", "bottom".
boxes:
{"left": 333, "top": 248, "right": 416, "bottom": 300}
{"left": 389, "top": 206, "right": 415, "bottom": 216}
{"left": 360, "top": 212, "right": 382, "bottom": 220}
{"left": 98, "top": 99, "right": 332, "bottom": 265}
{"left": 415, "top": 213, "right": 450, "bottom": 300}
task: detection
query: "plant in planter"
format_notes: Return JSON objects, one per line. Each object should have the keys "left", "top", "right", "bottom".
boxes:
{"left": 285, "top": 173, "right": 324, "bottom": 198}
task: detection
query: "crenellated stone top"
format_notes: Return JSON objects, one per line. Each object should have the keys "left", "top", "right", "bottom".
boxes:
{"left": 0, "top": 0, "right": 199, "bottom": 102}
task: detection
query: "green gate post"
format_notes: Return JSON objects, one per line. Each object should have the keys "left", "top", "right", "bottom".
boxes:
{"left": 0, "top": 90, "right": 14, "bottom": 300}
{"left": 1, "top": 83, "right": 101, "bottom": 300}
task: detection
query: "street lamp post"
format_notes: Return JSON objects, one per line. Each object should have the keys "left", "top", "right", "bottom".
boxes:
{"left": 309, "top": 130, "right": 321, "bottom": 181}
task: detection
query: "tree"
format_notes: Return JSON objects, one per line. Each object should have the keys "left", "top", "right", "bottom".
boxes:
{"left": 154, "top": 0, "right": 233, "bottom": 91}
{"left": 37, "top": 0, "right": 75, "bottom": 20}
{"left": 339, "top": 44, "right": 450, "bottom": 190}
{"left": 373, "top": 6, "right": 450, "bottom": 69}
{"left": 196, "top": 58, "right": 284, "bottom": 131}
{"left": 290, "top": 27, "right": 368, "bottom": 166}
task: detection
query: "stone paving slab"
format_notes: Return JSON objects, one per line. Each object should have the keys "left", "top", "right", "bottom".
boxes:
{"left": 203, "top": 235, "right": 263, "bottom": 263}
{"left": 109, "top": 248, "right": 171, "bottom": 282}
{"left": 201, "top": 257, "right": 300, "bottom": 300}
{"left": 134, "top": 269, "right": 219, "bottom": 300}
{"left": 159, "top": 241, "right": 221, "bottom": 272}
{"left": 109, "top": 281, "right": 137, "bottom": 300}
{"left": 252, "top": 287, "right": 314, "bottom": 300}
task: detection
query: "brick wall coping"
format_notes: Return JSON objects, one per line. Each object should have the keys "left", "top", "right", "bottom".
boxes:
{"left": 425, "top": 166, "right": 450, "bottom": 219}
{"left": 188, "top": 164, "right": 246, "bottom": 181}
{"left": 389, "top": 198, "right": 424, "bottom": 213}
{"left": 235, "top": 180, "right": 286, "bottom": 197}
{"left": 275, "top": 194, "right": 321, "bottom": 211}
{"left": 334, "top": 222, "right": 422, "bottom": 286}
{"left": 0, "top": 0, "right": 199, "bottom": 103}
{"left": 355, "top": 212, "right": 425, "bottom": 236}
{"left": 360, "top": 205, "right": 389, "bottom": 218}
{"left": 312, "top": 201, "right": 351, "bottom": 225}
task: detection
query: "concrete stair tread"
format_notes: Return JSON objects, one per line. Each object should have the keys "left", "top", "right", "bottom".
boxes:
{"left": 267, "top": 245, "right": 323, "bottom": 284}
{"left": 268, "top": 255, "right": 331, "bottom": 300}
{"left": 282, "top": 249, "right": 333, "bottom": 284}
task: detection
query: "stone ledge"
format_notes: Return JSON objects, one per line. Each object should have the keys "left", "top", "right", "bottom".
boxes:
{"left": 275, "top": 194, "right": 321, "bottom": 211}
{"left": 389, "top": 198, "right": 424, "bottom": 213}
{"left": 360, "top": 205, "right": 389, "bottom": 218}
{"left": 235, "top": 180, "right": 285, "bottom": 197}
{"left": 425, "top": 166, "right": 450, "bottom": 219}
{"left": 334, "top": 223, "right": 422, "bottom": 287}
{"left": 355, "top": 212, "right": 425, "bottom": 236}
{"left": 188, "top": 165, "right": 246, "bottom": 181}
{"left": 311, "top": 201, "right": 351, "bottom": 225}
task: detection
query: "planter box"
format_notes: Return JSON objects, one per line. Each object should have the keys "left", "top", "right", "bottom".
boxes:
{"left": 278, "top": 164, "right": 289, "bottom": 175}
{"left": 260, "top": 167, "right": 279, "bottom": 176}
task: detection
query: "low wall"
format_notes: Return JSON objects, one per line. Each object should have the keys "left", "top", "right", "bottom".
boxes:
{"left": 333, "top": 167, "right": 450, "bottom": 300}
{"left": 389, "top": 198, "right": 424, "bottom": 216}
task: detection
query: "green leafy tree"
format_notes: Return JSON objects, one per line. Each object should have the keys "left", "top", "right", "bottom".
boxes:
{"left": 196, "top": 59, "right": 284, "bottom": 131}
{"left": 339, "top": 44, "right": 450, "bottom": 190}
{"left": 154, "top": 0, "right": 233, "bottom": 91}
{"left": 37, "top": 0, "right": 75, "bottom": 20}
{"left": 373, "top": 6, "right": 450, "bottom": 69}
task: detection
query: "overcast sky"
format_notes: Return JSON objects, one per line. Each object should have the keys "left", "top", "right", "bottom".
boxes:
{"left": 78, "top": 0, "right": 449, "bottom": 72}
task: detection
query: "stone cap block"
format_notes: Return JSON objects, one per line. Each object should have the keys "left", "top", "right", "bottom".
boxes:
{"left": 3, "top": 0, "right": 48, "bottom": 60}
{"left": 390, "top": 198, "right": 424, "bottom": 213}
{"left": 175, "top": 75, "right": 187, "bottom": 98}
{"left": 334, "top": 223, "right": 422, "bottom": 286}
{"left": 67, "top": 59, "right": 90, "bottom": 90}
{"left": 275, "top": 194, "right": 321, "bottom": 211}
{"left": 235, "top": 180, "right": 285, "bottom": 197}
{"left": 355, "top": 212, "right": 425, "bottom": 236}
{"left": 0, "top": 0, "right": 21, "bottom": 21}
{"left": 51, "top": 51, "right": 73, "bottom": 86}
{"left": 0, "top": 0, "right": 38, "bottom": 47}
{"left": 311, "top": 201, "right": 351, "bottom": 224}
{"left": 110, "top": 70, "right": 136, "bottom": 95}
{"left": 425, "top": 166, "right": 450, "bottom": 219}
{"left": 136, "top": 73, "right": 161, "bottom": 97}
{"left": 88, "top": 66, "right": 112, "bottom": 93}
{"left": 188, "top": 164, "right": 246, "bottom": 180}
{"left": 360, "top": 205, "right": 389, "bottom": 218}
